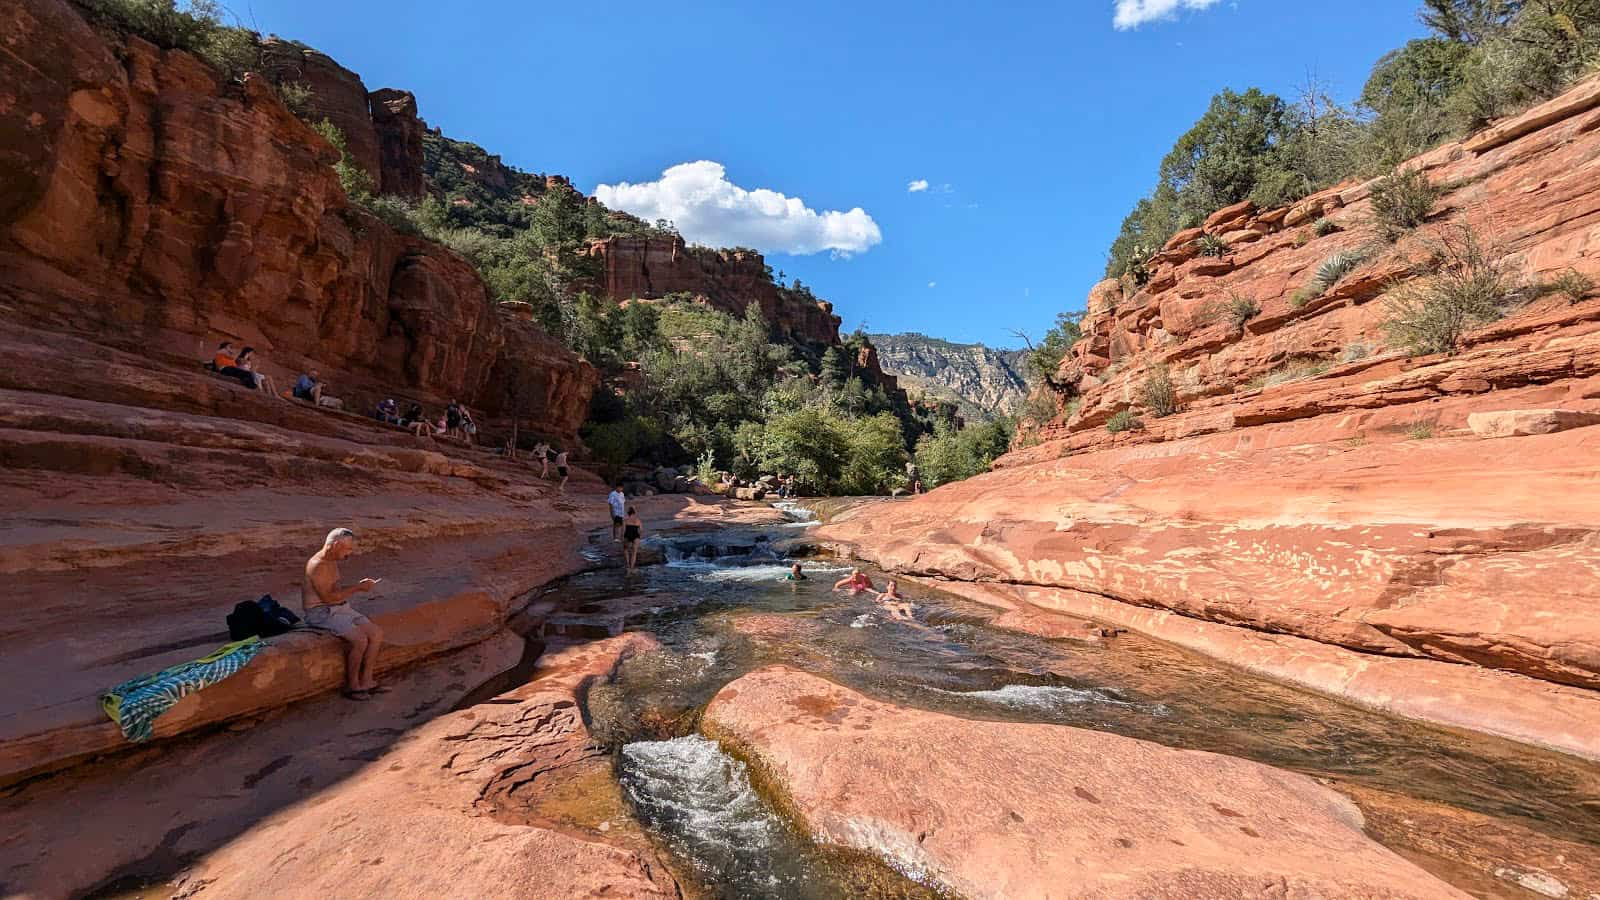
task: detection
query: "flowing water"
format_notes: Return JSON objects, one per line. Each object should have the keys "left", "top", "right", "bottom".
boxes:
{"left": 544, "top": 519, "right": 1599, "bottom": 898}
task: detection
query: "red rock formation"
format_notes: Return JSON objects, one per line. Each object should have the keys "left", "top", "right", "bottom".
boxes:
{"left": 585, "top": 235, "right": 842, "bottom": 346}
{"left": 1, "top": 0, "right": 593, "bottom": 441}
{"left": 369, "top": 87, "right": 425, "bottom": 199}
{"left": 705, "top": 667, "right": 1464, "bottom": 899}
{"left": 178, "top": 635, "right": 679, "bottom": 899}
{"left": 823, "top": 73, "right": 1600, "bottom": 754}
{"left": 258, "top": 37, "right": 383, "bottom": 185}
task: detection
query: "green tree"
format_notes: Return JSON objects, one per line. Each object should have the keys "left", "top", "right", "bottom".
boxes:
{"left": 311, "top": 119, "right": 374, "bottom": 201}
{"left": 1360, "top": 38, "right": 1475, "bottom": 164}
{"left": 1419, "top": 0, "right": 1521, "bottom": 43}
{"left": 913, "top": 417, "right": 1015, "bottom": 488}
{"left": 839, "top": 412, "right": 911, "bottom": 495}
{"left": 820, "top": 346, "right": 849, "bottom": 386}
{"left": 736, "top": 408, "right": 849, "bottom": 492}
{"left": 1024, "top": 313, "right": 1083, "bottom": 385}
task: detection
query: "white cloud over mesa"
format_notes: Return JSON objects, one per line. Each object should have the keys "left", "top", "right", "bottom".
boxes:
{"left": 1113, "top": 0, "right": 1221, "bottom": 29}
{"left": 594, "top": 161, "right": 882, "bottom": 257}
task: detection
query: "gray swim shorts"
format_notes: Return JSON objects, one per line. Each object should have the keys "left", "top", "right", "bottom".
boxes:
{"left": 304, "top": 603, "right": 369, "bottom": 640}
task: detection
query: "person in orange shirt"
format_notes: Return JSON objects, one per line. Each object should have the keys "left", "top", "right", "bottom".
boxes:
{"left": 211, "top": 341, "right": 257, "bottom": 390}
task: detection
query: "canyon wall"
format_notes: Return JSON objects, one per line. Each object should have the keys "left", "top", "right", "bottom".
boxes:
{"left": 586, "top": 235, "right": 843, "bottom": 347}
{"left": 1, "top": 0, "right": 592, "bottom": 441}
{"left": 821, "top": 75, "right": 1600, "bottom": 749}
{"left": 870, "top": 332, "right": 1029, "bottom": 420}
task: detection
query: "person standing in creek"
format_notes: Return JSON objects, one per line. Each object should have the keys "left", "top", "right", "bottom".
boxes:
{"left": 555, "top": 449, "right": 570, "bottom": 494}
{"left": 608, "top": 482, "right": 628, "bottom": 542}
{"left": 303, "top": 527, "right": 386, "bottom": 700}
{"left": 622, "top": 506, "right": 643, "bottom": 572}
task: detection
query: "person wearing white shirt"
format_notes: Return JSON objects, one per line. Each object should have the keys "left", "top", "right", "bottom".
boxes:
{"left": 607, "top": 483, "right": 627, "bottom": 541}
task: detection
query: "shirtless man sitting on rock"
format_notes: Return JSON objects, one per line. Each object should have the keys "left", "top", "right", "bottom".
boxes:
{"left": 304, "top": 527, "right": 386, "bottom": 700}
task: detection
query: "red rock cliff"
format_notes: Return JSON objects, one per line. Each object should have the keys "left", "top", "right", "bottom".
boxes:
{"left": 1, "top": 0, "right": 592, "bottom": 440}
{"left": 585, "top": 235, "right": 843, "bottom": 346}
{"left": 821, "top": 75, "right": 1600, "bottom": 756}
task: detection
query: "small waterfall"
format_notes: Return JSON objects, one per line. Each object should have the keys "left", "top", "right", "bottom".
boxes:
{"left": 619, "top": 736, "right": 820, "bottom": 898}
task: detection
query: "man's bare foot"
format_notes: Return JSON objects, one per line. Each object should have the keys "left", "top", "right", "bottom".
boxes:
{"left": 341, "top": 688, "right": 371, "bottom": 701}
{"left": 365, "top": 683, "right": 392, "bottom": 694}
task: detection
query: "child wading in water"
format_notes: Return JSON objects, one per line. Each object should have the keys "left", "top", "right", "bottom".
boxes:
{"left": 622, "top": 506, "right": 643, "bottom": 572}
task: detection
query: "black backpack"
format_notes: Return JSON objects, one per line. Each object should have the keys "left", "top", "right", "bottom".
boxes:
{"left": 227, "top": 594, "right": 300, "bottom": 640}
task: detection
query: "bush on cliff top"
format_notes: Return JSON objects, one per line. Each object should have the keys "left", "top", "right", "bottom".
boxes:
{"left": 1102, "top": 0, "right": 1600, "bottom": 281}
{"left": 74, "top": 0, "right": 260, "bottom": 81}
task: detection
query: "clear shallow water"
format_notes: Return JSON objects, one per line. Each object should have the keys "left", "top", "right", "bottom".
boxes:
{"left": 560, "top": 527, "right": 1600, "bottom": 896}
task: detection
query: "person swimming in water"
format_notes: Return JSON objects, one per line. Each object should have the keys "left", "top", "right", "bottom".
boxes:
{"left": 876, "top": 579, "right": 914, "bottom": 621}
{"left": 785, "top": 562, "right": 807, "bottom": 581}
{"left": 832, "top": 568, "right": 875, "bottom": 594}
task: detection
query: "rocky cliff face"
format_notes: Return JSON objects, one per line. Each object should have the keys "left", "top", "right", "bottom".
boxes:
{"left": 585, "top": 235, "right": 842, "bottom": 347}
{"left": 822, "top": 74, "right": 1600, "bottom": 757}
{"left": 1, "top": 0, "right": 592, "bottom": 440}
{"left": 870, "top": 333, "right": 1029, "bottom": 420}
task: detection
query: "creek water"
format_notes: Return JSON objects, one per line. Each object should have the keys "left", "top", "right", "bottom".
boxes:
{"left": 554, "top": 515, "right": 1599, "bottom": 899}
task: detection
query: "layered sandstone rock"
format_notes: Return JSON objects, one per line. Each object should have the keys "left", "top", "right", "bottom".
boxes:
{"left": 704, "top": 667, "right": 1464, "bottom": 900}
{"left": 822, "top": 74, "right": 1600, "bottom": 754}
{"left": 2, "top": 0, "right": 593, "bottom": 442}
{"left": 153, "top": 636, "right": 677, "bottom": 900}
{"left": 586, "top": 235, "right": 842, "bottom": 346}
{"left": 369, "top": 87, "right": 426, "bottom": 199}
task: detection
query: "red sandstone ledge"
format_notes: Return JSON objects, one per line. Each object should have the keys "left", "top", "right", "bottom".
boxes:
{"left": 0, "top": 584, "right": 510, "bottom": 786}
{"left": 919, "top": 578, "right": 1600, "bottom": 763}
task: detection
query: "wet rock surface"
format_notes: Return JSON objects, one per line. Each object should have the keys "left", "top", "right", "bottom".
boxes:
{"left": 703, "top": 667, "right": 1468, "bottom": 899}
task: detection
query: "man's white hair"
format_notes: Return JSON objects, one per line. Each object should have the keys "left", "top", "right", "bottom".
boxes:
{"left": 324, "top": 527, "right": 356, "bottom": 548}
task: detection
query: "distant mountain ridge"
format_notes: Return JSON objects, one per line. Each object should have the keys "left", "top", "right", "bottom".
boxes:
{"left": 868, "top": 333, "right": 1030, "bottom": 421}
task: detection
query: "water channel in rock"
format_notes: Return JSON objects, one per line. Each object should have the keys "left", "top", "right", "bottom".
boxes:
{"left": 521, "top": 510, "right": 1600, "bottom": 899}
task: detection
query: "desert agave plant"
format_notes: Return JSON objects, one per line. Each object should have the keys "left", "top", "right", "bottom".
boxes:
{"left": 1195, "top": 233, "right": 1230, "bottom": 257}
{"left": 1314, "top": 250, "right": 1366, "bottom": 291}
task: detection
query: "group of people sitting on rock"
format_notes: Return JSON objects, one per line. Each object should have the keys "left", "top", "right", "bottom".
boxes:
{"left": 380, "top": 398, "right": 478, "bottom": 445}
{"left": 207, "top": 342, "right": 342, "bottom": 409}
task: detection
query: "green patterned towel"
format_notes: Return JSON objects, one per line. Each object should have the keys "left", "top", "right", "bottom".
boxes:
{"left": 100, "top": 637, "right": 266, "bottom": 742}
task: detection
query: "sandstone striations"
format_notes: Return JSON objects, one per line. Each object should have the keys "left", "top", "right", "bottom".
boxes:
{"left": 3, "top": 0, "right": 594, "bottom": 442}
{"left": 870, "top": 332, "right": 1029, "bottom": 420}
{"left": 586, "top": 235, "right": 844, "bottom": 347}
{"left": 704, "top": 667, "right": 1465, "bottom": 900}
{"left": 821, "top": 73, "right": 1600, "bottom": 757}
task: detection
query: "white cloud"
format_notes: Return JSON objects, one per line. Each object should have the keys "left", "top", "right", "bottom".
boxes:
{"left": 908, "top": 179, "right": 929, "bottom": 193}
{"left": 1113, "top": 0, "right": 1222, "bottom": 29}
{"left": 594, "top": 161, "right": 882, "bottom": 257}
{"left": 928, "top": 281, "right": 937, "bottom": 288}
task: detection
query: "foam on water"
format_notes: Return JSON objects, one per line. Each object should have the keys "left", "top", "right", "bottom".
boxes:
{"left": 932, "top": 683, "right": 1137, "bottom": 710}
{"left": 687, "top": 562, "right": 850, "bottom": 584}
{"left": 770, "top": 500, "right": 816, "bottom": 522}
{"left": 619, "top": 736, "right": 808, "bottom": 896}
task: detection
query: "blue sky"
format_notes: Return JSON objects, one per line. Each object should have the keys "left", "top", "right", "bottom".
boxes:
{"left": 241, "top": 0, "right": 1426, "bottom": 347}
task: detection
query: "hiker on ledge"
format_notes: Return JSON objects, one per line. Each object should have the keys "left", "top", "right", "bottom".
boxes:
{"left": 555, "top": 449, "right": 570, "bottom": 494}
{"left": 303, "top": 527, "right": 386, "bottom": 700}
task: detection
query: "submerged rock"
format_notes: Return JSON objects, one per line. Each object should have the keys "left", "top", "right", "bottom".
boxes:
{"left": 703, "top": 666, "right": 1467, "bottom": 900}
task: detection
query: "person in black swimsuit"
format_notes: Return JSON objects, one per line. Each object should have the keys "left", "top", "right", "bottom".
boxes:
{"left": 622, "top": 506, "right": 643, "bottom": 572}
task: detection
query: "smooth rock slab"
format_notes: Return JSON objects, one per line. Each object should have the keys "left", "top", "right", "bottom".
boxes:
{"left": 703, "top": 667, "right": 1467, "bottom": 900}
{"left": 1467, "top": 408, "right": 1600, "bottom": 438}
